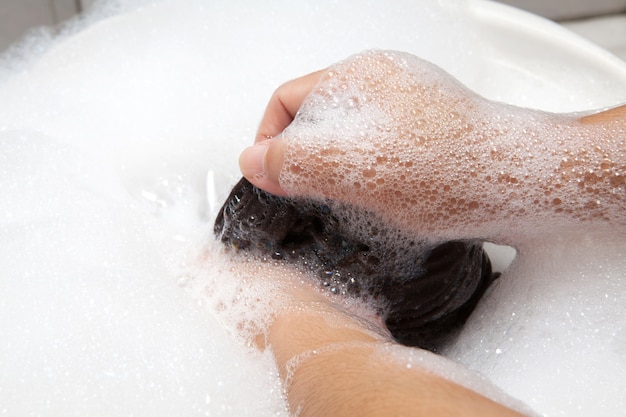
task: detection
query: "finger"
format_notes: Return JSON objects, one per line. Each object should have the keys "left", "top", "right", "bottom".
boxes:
{"left": 255, "top": 70, "right": 326, "bottom": 143}
{"left": 239, "top": 137, "right": 288, "bottom": 196}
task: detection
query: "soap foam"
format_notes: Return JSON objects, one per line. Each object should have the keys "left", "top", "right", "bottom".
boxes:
{"left": 0, "top": 131, "right": 289, "bottom": 416}
{"left": 446, "top": 236, "right": 626, "bottom": 416}
{"left": 0, "top": 0, "right": 624, "bottom": 416}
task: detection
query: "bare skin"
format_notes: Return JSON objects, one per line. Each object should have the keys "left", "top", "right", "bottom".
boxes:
{"left": 242, "top": 69, "right": 325, "bottom": 196}
{"left": 267, "top": 298, "right": 527, "bottom": 417}
{"left": 238, "top": 51, "right": 625, "bottom": 417}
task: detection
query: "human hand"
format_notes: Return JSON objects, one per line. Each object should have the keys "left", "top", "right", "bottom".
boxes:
{"left": 267, "top": 283, "right": 529, "bottom": 417}
{"left": 240, "top": 69, "right": 325, "bottom": 196}
{"left": 240, "top": 50, "right": 480, "bottom": 230}
{"left": 239, "top": 51, "right": 475, "bottom": 199}
{"left": 240, "top": 50, "right": 625, "bottom": 244}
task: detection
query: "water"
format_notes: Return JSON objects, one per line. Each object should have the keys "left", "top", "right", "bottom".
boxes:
{"left": 0, "top": 0, "right": 624, "bottom": 416}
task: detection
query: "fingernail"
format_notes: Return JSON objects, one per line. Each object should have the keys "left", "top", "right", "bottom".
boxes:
{"left": 239, "top": 142, "right": 269, "bottom": 178}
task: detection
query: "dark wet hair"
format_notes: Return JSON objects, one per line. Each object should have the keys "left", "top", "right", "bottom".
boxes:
{"left": 214, "top": 177, "right": 497, "bottom": 352}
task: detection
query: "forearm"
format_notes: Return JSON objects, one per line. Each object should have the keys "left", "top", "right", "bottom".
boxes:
{"left": 272, "top": 52, "right": 625, "bottom": 245}
{"left": 279, "top": 103, "right": 625, "bottom": 245}
{"left": 581, "top": 103, "right": 626, "bottom": 125}
{"left": 428, "top": 107, "right": 626, "bottom": 243}
{"left": 269, "top": 308, "right": 526, "bottom": 417}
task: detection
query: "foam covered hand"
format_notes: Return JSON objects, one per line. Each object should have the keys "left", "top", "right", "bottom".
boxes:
{"left": 240, "top": 69, "right": 324, "bottom": 196}
{"left": 241, "top": 50, "right": 625, "bottom": 245}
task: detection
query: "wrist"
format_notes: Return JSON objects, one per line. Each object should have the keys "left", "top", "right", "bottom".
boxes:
{"left": 268, "top": 301, "right": 384, "bottom": 376}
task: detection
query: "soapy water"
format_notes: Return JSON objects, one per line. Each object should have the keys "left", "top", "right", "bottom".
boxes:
{"left": 0, "top": 0, "right": 624, "bottom": 416}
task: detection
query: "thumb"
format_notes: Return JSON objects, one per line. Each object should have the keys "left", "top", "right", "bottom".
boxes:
{"left": 239, "top": 138, "right": 288, "bottom": 196}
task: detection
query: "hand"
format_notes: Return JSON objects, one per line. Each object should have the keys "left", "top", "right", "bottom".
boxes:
{"left": 240, "top": 50, "right": 625, "bottom": 244}
{"left": 240, "top": 50, "right": 477, "bottom": 203}
{"left": 267, "top": 283, "right": 528, "bottom": 417}
{"left": 240, "top": 70, "right": 325, "bottom": 196}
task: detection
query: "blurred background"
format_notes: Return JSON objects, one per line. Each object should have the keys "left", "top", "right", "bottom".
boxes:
{"left": 0, "top": 0, "right": 624, "bottom": 60}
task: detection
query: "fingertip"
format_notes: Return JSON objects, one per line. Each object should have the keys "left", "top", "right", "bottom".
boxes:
{"left": 239, "top": 142, "right": 268, "bottom": 179}
{"left": 239, "top": 138, "right": 288, "bottom": 196}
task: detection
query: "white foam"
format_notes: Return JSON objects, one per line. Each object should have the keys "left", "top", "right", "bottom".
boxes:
{"left": 0, "top": 131, "right": 288, "bottom": 416}
{"left": 446, "top": 236, "right": 626, "bottom": 416}
{"left": 0, "top": 0, "right": 624, "bottom": 416}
